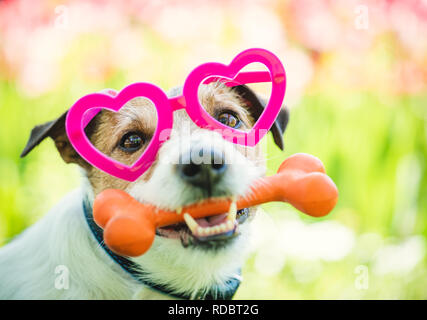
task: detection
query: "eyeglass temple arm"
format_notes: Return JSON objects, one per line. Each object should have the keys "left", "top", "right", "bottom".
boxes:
{"left": 170, "top": 71, "right": 272, "bottom": 110}
{"left": 202, "top": 71, "right": 271, "bottom": 86}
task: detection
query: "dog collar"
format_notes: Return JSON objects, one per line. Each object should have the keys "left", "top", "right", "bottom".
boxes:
{"left": 82, "top": 197, "right": 241, "bottom": 300}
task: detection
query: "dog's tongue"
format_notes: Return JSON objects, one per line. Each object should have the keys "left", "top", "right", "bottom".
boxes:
{"left": 195, "top": 213, "right": 228, "bottom": 227}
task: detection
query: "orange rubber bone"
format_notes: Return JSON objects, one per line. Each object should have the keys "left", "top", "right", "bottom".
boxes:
{"left": 93, "top": 153, "right": 338, "bottom": 257}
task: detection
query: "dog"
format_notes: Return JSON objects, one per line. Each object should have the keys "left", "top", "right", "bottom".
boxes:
{"left": 0, "top": 83, "right": 288, "bottom": 299}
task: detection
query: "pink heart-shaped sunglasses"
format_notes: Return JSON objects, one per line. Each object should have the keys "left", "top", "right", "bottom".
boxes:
{"left": 65, "top": 48, "right": 286, "bottom": 181}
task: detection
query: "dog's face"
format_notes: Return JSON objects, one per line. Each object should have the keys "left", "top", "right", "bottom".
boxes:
{"left": 21, "top": 83, "right": 288, "bottom": 292}
{"left": 87, "top": 84, "right": 265, "bottom": 249}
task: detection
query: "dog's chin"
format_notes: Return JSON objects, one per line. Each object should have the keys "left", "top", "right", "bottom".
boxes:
{"left": 155, "top": 207, "right": 251, "bottom": 250}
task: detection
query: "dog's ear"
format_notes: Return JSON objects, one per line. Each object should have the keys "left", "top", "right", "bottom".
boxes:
{"left": 234, "top": 85, "right": 289, "bottom": 150}
{"left": 20, "top": 111, "right": 91, "bottom": 169}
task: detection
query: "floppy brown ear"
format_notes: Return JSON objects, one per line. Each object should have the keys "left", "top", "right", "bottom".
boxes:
{"left": 20, "top": 111, "right": 91, "bottom": 169}
{"left": 233, "top": 85, "right": 289, "bottom": 150}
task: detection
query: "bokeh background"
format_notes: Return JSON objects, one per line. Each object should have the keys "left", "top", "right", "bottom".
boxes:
{"left": 1, "top": 0, "right": 426, "bottom": 299}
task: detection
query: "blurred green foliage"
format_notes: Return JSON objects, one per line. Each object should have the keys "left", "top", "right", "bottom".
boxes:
{"left": 239, "top": 90, "right": 427, "bottom": 299}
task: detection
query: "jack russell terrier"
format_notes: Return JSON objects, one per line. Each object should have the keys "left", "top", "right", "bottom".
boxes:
{"left": 0, "top": 83, "right": 288, "bottom": 299}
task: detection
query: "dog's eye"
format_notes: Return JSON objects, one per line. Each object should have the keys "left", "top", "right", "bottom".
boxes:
{"left": 217, "top": 112, "right": 241, "bottom": 129}
{"left": 119, "top": 132, "right": 144, "bottom": 152}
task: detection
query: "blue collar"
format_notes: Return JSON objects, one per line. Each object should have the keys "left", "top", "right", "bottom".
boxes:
{"left": 82, "top": 197, "right": 241, "bottom": 300}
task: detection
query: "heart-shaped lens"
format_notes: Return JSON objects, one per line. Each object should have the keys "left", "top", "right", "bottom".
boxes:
{"left": 183, "top": 48, "right": 286, "bottom": 147}
{"left": 66, "top": 83, "right": 173, "bottom": 181}
{"left": 83, "top": 97, "right": 158, "bottom": 166}
{"left": 197, "top": 64, "right": 273, "bottom": 143}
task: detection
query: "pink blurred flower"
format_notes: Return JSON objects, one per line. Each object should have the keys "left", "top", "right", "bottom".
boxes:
{"left": 287, "top": 0, "right": 342, "bottom": 52}
{"left": 0, "top": 0, "right": 425, "bottom": 96}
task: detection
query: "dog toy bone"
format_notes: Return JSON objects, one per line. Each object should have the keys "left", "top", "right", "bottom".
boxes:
{"left": 93, "top": 153, "right": 338, "bottom": 256}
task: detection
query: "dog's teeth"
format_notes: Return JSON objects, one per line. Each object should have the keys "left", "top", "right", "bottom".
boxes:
{"left": 227, "top": 201, "right": 237, "bottom": 222}
{"left": 183, "top": 213, "right": 198, "bottom": 233}
{"left": 202, "top": 228, "right": 210, "bottom": 236}
{"left": 227, "top": 220, "right": 234, "bottom": 229}
{"left": 196, "top": 226, "right": 205, "bottom": 236}
{"left": 176, "top": 207, "right": 182, "bottom": 215}
{"left": 183, "top": 207, "right": 238, "bottom": 238}
{"left": 202, "top": 227, "right": 209, "bottom": 235}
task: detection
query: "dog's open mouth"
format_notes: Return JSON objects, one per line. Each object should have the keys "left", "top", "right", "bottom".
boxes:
{"left": 155, "top": 201, "right": 249, "bottom": 247}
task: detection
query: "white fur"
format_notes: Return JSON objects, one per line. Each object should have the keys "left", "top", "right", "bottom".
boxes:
{"left": 0, "top": 184, "right": 252, "bottom": 299}
{"left": 0, "top": 187, "right": 139, "bottom": 299}
{"left": 0, "top": 95, "right": 264, "bottom": 299}
{"left": 0, "top": 150, "right": 260, "bottom": 300}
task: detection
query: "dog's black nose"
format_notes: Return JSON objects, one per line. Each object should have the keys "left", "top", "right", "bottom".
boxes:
{"left": 177, "top": 148, "right": 227, "bottom": 191}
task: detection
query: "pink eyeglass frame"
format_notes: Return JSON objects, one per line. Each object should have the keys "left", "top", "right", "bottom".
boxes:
{"left": 66, "top": 48, "right": 286, "bottom": 181}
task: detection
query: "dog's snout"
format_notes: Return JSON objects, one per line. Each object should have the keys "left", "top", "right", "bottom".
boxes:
{"left": 177, "top": 147, "right": 227, "bottom": 191}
